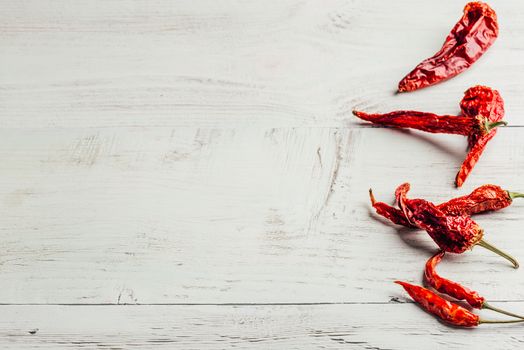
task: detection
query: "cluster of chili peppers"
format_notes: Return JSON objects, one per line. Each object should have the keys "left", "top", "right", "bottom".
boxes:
{"left": 395, "top": 250, "right": 524, "bottom": 328}
{"left": 353, "top": 2, "right": 504, "bottom": 188}
{"left": 356, "top": 1, "right": 522, "bottom": 327}
{"left": 371, "top": 183, "right": 524, "bottom": 327}
{"left": 370, "top": 184, "right": 524, "bottom": 228}
{"left": 354, "top": 85, "right": 506, "bottom": 187}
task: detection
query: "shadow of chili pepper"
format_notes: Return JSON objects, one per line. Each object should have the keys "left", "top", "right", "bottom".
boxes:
{"left": 388, "top": 128, "right": 465, "bottom": 164}
{"left": 366, "top": 205, "right": 437, "bottom": 254}
{"left": 394, "top": 227, "right": 437, "bottom": 255}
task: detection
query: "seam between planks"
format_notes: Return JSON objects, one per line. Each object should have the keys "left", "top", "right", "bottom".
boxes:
{"left": 1, "top": 301, "right": 524, "bottom": 306}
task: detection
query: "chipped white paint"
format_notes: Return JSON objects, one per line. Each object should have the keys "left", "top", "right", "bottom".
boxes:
{"left": 2, "top": 0, "right": 524, "bottom": 348}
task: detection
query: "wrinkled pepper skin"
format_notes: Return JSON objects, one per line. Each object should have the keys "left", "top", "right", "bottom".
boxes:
{"left": 352, "top": 110, "right": 475, "bottom": 135}
{"left": 460, "top": 86, "right": 505, "bottom": 125}
{"left": 354, "top": 86, "right": 506, "bottom": 187}
{"left": 395, "top": 183, "right": 519, "bottom": 268}
{"left": 369, "top": 189, "right": 414, "bottom": 227}
{"left": 456, "top": 86, "right": 505, "bottom": 186}
{"left": 438, "top": 184, "right": 512, "bottom": 216}
{"left": 403, "top": 198, "right": 483, "bottom": 253}
{"left": 371, "top": 184, "right": 517, "bottom": 228}
{"left": 424, "top": 251, "right": 524, "bottom": 318}
{"left": 398, "top": 2, "right": 498, "bottom": 92}
{"left": 396, "top": 183, "right": 483, "bottom": 253}
{"left": 461, "top": 85, "right": 505, "bottom": 121}
{"left": 461, "top": 85, "right": 505, "bottom": 147}
{"left": 395, "top": 281, "right": 480, "bottom": 327}
{"left": 456, "top": 130, "right": 497, "bottom": 187}
{"left": 424, "top": 251, "right": 485, "bottom": 309}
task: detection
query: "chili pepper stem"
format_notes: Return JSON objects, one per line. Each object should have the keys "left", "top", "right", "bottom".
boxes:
{"left": 479, "top": 319, "right": 524, "bottom": 324}
{"left": 483, "top": 302, "right": 524, "bottom": 320}
{"left": 369, "top": 189, "right": 376, "bottom": 205}
{"left": 508, "top": 191, "right": 524, "bottom": 200}
{"left": 484, "top": 120, "right": 508, "bottom": 133}
{"left": 477, "top": 239, "right": 519, "bottom": 269}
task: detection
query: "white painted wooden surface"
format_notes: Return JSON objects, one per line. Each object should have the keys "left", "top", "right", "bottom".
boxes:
{"left": 2, "top": 0, "right": 524, "bottom": 348}
{"left": 2, "top": 304, "right": 524, "bottom": 349}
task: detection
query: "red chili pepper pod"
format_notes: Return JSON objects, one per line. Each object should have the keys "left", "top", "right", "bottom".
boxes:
{"left": 396, "top": 183, "right": 519, "bottom": 268}
{"left": 369, "top": 184, "right": 524, "bottom": 228}
{"left": 396, "top": 281, "right": 524, "bottom": 327}
{"left": 369, "top": 189, "right": 413, "bottom": 227}
{"left": 395, "top": 281, "right": 479, "bottom": 327}
{"left": 461, "top": 86, "right": 505, "bottom": 123}
{"left": 352, "top": 110, "right": 475, "bottom": 135}
{"left": 438, "top": 184, "right": 517, "bottom": 216}
{"left": 352, "top": 110, "right": 500, "bottom": 137}
{"left": 398, "top": 2, "right": 498, "bottom": 92}
{"left": 456, "top": 130, "right": 497, "bottom": 187}
{"left": 353, "top": 86, "right": 507, "bottom": 187}
{"left": 425, "top": 251, "right": 524, "bottom": 319}
{"left": 456, "top": 86, "right": 506, "bottom": 187}
{"left": 461, "top": 86, "right": 505, "bottom": 149}
{"left": 425, "top": 251, "right": 484, "bottom": 308}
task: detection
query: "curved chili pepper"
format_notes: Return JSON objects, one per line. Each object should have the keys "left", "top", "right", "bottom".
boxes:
{"left": 438, "top": 184, "right": 524, "bottom": 216}
{"left": 369, "top": 184, "right": 524, "bottom": 227}
{"left": 425, "top": 251, "right": 484, "bottom": 308}
{"left": 353, "top": 86, "right": 507, "bottom": 187}
{"left": 369, "top": 189, "right": 414, "bottom": 227}
{"left": 457, "top": 86, "right": 506, "bottom": 186}
{"left": 396, "top": 281, "right": 479, "bottom": 327}
{"left": 396, "top": 183, "right": 518, "bottom": 268}
{"left": 461, "top": 85, "right": 505, "bottom": 148}
{"left": 424, "top": 251, "right": 524, "bottom": 319}
{"left": 395, "top": 281, "right": 524, "bottom": 327}
{"left": 455, "top": 130, "right": 497, "bottom": 187}
{"left": 398, "top": 2, "right": 498, "bottom": 92}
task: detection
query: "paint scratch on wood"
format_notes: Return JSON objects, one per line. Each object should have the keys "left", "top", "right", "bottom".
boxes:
{"left": 69, "top": 134, "right": 101, "bottom": 167}
{"left": 324, "top": 132, "right": 342, "bottom": 207}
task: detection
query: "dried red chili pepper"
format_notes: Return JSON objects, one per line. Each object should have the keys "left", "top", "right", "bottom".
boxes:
{"left": 353, "top": 86, "right": 507, "bottom": 187}
{"left": 460, "top": 85, "right": 505, "bottom": 147}
{"left": 425, "top": 251, "right": 524, "bottom": 319}
{"left": 438, "top": 184, "right": 524, "bottom": 216}
{"left": 369, "top": 189, "right": 414, "bottom": 227}
{"left": 398, "top": 2, "right": 498, "bottom": 92}
{"left": 396, "top": 183, "right": 518, "bottom": 268}
{"left": 395, "top": 281, "right": 524, "bottom": 327}
{"left": 369, "top": 184, "right": 524, "bottom": 227}
{"left": 352, "top": 110, "right": 502, "bottom": 136}
{"left": 456, "top": 130, "right": 496, "bottom": 187}
{"left": 456, "top": 86, "right": 505, "bottom": 186}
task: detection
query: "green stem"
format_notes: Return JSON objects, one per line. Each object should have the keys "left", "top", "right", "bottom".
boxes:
{"left": 508, "top": 191, "right": 524, "bottom": 200}
{"left": 484, "top": 120, "right": 508, "bottom": 133}
{"left": 477, "top": 239, "right": 519, "bottom": 269}
{"left": 480, "top": 318, "right": 524, "bottom": 324}
{"left": 484, "top": 302, "right": 524, "bottom": 320}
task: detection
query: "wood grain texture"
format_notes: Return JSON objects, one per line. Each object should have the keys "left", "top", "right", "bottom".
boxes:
{"left": 1, "top": 0, "right": 524, "bottom": 128}
{"left": 3, "top": 0, "right": 524, "bottom": 348}
{"left": 2, "top": 304, "right": 524, "bottom": 349}
{"left": 1, "top": 127, "right": 524, "bottom": 304}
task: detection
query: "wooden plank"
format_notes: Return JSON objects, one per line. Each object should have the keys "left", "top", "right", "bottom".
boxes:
{"left": 1, "top": 0, "right": 524, "bottom": 128}
{"left": 1, "top": 127, "right": 524, "bottom": 303}
{"left": 2, "top": 304, "right": 524, "bottom": 349}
